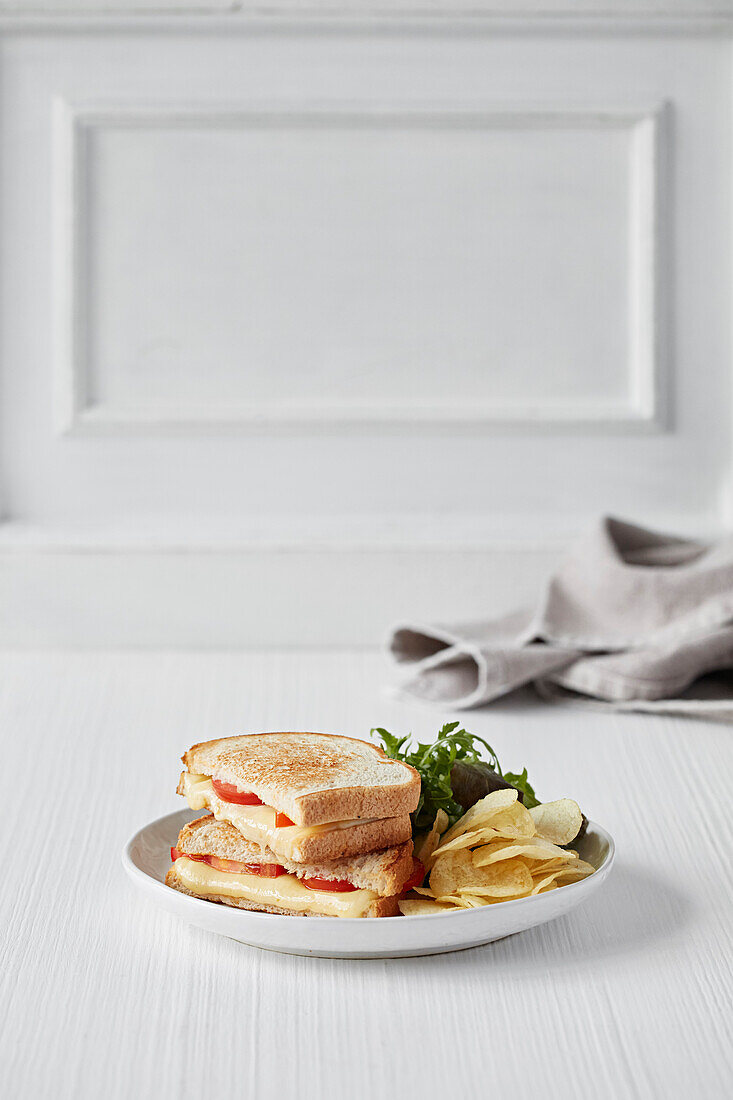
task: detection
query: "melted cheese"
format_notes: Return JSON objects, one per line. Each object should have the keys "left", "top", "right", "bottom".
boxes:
{"left": 182, "top": 773, "right": 375, "bottom": 860}
{"left": 173, "top": 856, "right": 375, "bottom": 918}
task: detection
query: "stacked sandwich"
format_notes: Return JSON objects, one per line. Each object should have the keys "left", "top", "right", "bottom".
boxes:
{"left": 166, "top": 732, "right": 422, "bottom": 917}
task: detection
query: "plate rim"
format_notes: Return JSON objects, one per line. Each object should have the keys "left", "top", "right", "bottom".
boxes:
{"left": 122, "top": 806, "right": 615, "bottom": 925}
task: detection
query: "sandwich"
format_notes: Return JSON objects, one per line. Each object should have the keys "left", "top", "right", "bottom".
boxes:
{"left": 167, "top": 815, "right": 418, "bottom": 917}
{"left": 166, "top": 732, "right": 422, "bottom": 917}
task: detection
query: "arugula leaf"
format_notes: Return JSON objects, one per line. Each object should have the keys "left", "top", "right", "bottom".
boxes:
{"left": 373, "top": 721, "right": 539, "bottom": 830}
{"left": 502, "top": 768, "right": 539, "bottom": 809}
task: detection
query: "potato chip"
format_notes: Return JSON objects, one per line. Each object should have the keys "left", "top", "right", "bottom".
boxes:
{"left": 530, "top": 872, "right": 563, "bottom": 894}
{"left": 430, "top": 848, "right": 528, "bottom": 898}
{"left": 412, "top": 886, "right": 436, "bottom": 896}
{"left": 549, "top": 858, "right": 590, "bottom": 874}
{"left": 515, "top": 835, "right": 566, "bottom": 852}
{"left": 483, "top": 802, "right": 536, "bottom": 839}
{"left": 521, "top": 857, "right": 567, "bottom": 875}
{"left": 473, "top": 837, "right": 564, "bottom": 862}
{"left": 457, "top": 887, "right": 510, "bottom": 898}
{"left": 415, "top": 809, "right": 449, "bottom": 866}
{"left": 457, "top": 895, "right": 490, "bottom": 908}
{"left": 551, "top": 859, "right": 596, "bottom": 881}
{"left": 455, "top": 859, "right": 532, "bottom": 897}
{"left": 521, "top": 853, "right": 580, "bottom": 877}
{"left": 433, "top": 895, "right": 474, "bottom": 908}
{"left": 398, "top": 898, "right": 455, "bottom": 916}
{"left": 473, "top": 838, "right": 568, "bottom": 867}
{"left": 480, "top": 834, "right": 563, "bottom": 852}
{"left": 430, "top": 850, "right": 471, "bottom": 896}
{"left": 440, "top": 789, "right": 519, "bottom": 845}
{"left": 529, "top": 799, "right": 584, "bottom": 846}
{"left": 429, "top": 827, "right": 500, "bottom": 861}
{"left": 568, "top": 858, "right": 595, "bottom": 876}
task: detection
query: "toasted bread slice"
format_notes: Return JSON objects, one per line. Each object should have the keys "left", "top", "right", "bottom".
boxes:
{"left": 176, "top": 814, "right": 415, "bottom": 896}
{"left": 178, "top": 771, "right": 413, "bottom": 862}
{"left": 182, "top": 732, "right": 420, "bottom": 826}
{"left": 165, "top": 866, "right": 400, "bottom": 919}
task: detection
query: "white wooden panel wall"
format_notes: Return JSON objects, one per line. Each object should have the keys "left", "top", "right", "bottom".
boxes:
{"left": 0, "top": 5, "right": 731, "bottom": 645}
{"left": 57, "top": 103, "right": 659, "bottom": 433}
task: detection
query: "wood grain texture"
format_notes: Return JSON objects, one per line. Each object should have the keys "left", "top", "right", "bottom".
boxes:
{"left": 1, "top": 650, "right": 731, "bottom": 1099}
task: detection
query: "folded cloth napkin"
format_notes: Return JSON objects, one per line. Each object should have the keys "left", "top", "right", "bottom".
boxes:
{"left": 387, "top": 517, "right": 733, "bottom": 717}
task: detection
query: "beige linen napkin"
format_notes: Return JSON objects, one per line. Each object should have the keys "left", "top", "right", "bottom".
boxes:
{"left": 387, "top": 517, "right": 733, "bottom": 716}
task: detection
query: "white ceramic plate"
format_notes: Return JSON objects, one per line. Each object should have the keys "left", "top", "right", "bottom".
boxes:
{"left": 123, "top": 808, "right": 615, "bottom": 958}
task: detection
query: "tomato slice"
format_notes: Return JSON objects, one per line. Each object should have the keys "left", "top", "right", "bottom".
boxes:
{"left": 210, "top": 778, "right": 294, "bottom": 826}
{"left": 170, "top": 847, "right": 285, "bottom": 877}
{"left": 212, "top": 777, "right": 263, "bottom": 805}
{"left": 171, "top": 847, "right": 207, "bottom": 864}
{"left": 401, "top": 859, "right": 426, "bottom": 894}
{"left": 249, "top": 863, "right": 287, "bottom": 878}
{"left": 208, "top": 855, "right": 286, "bottom": 877}
{"left": 302, "top": 876, "right": 358, "bottom": 893}
{"left": 207, "top": 855, "right": 254, "bottom": 874}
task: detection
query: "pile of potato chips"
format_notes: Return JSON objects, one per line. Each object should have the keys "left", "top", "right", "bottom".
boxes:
{"left": 399, "top": 789, "right": 595, "bottom": 916}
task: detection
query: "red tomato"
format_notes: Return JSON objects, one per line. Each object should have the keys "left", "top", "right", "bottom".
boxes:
{"left": 170, "top": 848, "right": 207, "bottom": 864}
{"left": 208, "top": 855, "right": 285, "bottom": 877}
{"left": 171, "top": 846, "right": 285, "bottom": 877}
{"left": 401, "top": 859, "right": 426, "bottom": 894}
{"left": 250, "top": 863, "right": 287, "bottom": 878}
{"left": 302, "top": 876, "right": 357, "bottom": 893}
{"left": 275, "top": 811, "right": 296, "bottom": 828}
{"left": 212, "top": 777, "right": 263, "bottom": 805}
{"left": 207, "top": 855, "right": 254, "bottom": 874}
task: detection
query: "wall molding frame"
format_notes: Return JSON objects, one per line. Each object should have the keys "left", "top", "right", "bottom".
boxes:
{"left": 52, "top": 98, "right": 669, "bottom": 436}
{"left": 2, "top": 5, "right": 733, "bottom": 36}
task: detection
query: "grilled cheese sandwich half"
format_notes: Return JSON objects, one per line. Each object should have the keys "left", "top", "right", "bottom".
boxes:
{"left": 176, "top": 732, "right": 420, "bottom": 863}
{"left": 165, "top": 815, "right": 415, "bottom": 918}
{"left": 181, "top": 732, "right": 420, "bottom": 825}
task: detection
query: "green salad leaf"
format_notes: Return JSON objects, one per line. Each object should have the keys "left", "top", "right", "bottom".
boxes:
{"left": 373, "top": 721, "right": 539, "bottom": 831}
{"left": 502, "top": 768, "right": 538, "bottom": 808}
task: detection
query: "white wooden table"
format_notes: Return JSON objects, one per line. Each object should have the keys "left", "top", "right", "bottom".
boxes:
{"left": 2, "top": 651, "right": 731, "bottom": 1100}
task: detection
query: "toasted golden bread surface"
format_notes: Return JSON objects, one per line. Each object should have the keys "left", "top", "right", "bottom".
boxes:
{"left": 182, "top": 732, "right": 420, "bottom": 826}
